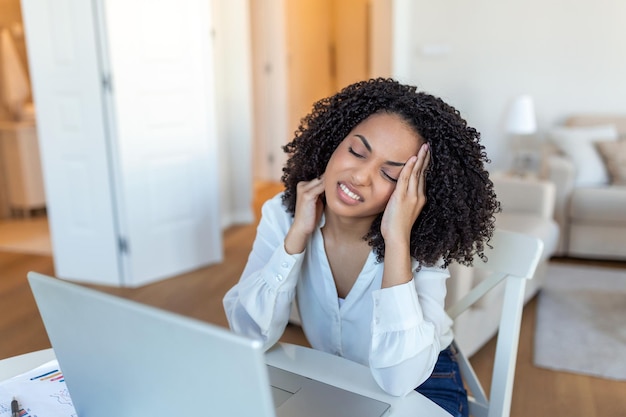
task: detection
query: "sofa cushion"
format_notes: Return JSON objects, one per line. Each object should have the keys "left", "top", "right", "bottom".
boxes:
{"left": 569, "top": 187, "right": 626, "bottom": 223}
{"left": 549, "top": 124, "right": 618, "bottom": 186}
{"left": 569, "top": 224, "right": 626, "bottom": 259}
{"left": 595, "top": 140, "right": 626, "bottom": 185}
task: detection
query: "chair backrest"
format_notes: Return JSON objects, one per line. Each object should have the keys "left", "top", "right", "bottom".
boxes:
{"left": 446, "top": 229, "right": 543, "bottom": 417}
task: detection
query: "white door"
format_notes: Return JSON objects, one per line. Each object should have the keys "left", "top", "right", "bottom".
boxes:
{"left": 102, "top": 0, "right": 223, "bottom": 286}
{"left": 21, "top": 0, "right": 121, "bottom": 285}
{"left": 22, "top": 0, "right": 223, "bottom": 286}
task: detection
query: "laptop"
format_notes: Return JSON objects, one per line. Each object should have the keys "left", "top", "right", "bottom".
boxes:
{"left": 28, "top": 272, "right": 391, "bottom": 417}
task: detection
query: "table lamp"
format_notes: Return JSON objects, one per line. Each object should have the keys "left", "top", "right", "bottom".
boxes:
{"left": 506, "top": 95, "right": 538, "bottom": 176}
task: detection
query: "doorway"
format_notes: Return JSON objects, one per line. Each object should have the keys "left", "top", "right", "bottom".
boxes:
{"left": 286, "top": 0, "right": 372, "bottom": 130}
{"left": 250, "top": 0, "right": 391, "bottom": 183}
{"left": 0, "top": 0, "right": 49, "bottom": 255}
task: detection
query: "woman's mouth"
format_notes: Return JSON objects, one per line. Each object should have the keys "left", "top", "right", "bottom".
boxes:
{"left": 338, "top": 183, "right": 362, "bottom": 202}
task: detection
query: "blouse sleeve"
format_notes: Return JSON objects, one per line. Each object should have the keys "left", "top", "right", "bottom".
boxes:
{"left": 223, "top": 194, "right": 304, "bottom": 350}
{"left": 369, "top": 264, "right": 453, "bottom": 396}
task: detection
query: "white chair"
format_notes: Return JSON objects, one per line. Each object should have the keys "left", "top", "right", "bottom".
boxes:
{"left": 446, "top": 229, "right": 543, "bottom": 417}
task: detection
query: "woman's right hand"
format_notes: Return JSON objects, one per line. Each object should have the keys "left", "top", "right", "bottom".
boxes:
{"left": 284, "top": 177, "right": 325, "bottom": 254}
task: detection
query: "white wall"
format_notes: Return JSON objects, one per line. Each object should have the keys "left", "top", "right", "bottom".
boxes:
{"left": 393, "top": 0, "right": 626, "bottom": 171}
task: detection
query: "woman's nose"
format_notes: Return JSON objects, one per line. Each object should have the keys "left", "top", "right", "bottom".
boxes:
{"left": 351, "top": 164, "right": 373, "bottom": 186}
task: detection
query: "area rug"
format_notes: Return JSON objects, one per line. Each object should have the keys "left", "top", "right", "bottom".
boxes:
{"left": 534, "top": 263, "right": 626, "bottom": 380}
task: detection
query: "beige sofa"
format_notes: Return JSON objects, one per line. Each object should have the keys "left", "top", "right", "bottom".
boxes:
{"left": 447, "top": 175, "right": 559, "bottom": 357}
{"left": 542, "top": 115, "right": 626, "bottom": 260}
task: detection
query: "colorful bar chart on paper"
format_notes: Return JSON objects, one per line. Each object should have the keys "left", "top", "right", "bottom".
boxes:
{"left": 0, "top": 360, "right": 77, "bottom": 417}
{"left": 30, "top": 369, "right": 64, "bottom": 383}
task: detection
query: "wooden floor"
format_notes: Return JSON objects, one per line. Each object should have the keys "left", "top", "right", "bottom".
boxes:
{"left": 1, "top": 182, "right": 625, "bottom": 417}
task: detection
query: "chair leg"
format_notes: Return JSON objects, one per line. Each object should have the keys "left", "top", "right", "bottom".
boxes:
{"left": 487, "top": 277, "right": 527, "bottom": 417}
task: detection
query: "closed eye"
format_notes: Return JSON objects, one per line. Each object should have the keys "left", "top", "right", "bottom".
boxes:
{"left": 348, "top": 147, "right": 364, "bottom": 158}
{"left": 382, "top": 171, "right": 398, "bottom": 183}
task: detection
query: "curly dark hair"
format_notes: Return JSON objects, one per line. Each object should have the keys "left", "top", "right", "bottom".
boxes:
{"left": 281, "top": 78, "right": 500, "bottom": 268}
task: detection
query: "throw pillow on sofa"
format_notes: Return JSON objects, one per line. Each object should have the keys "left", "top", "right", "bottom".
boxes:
{"left": 595, "top": 140, "right": 626, "bottom": 185}
{"left": 549, "top": 124, "right": 619, "bottom": 186}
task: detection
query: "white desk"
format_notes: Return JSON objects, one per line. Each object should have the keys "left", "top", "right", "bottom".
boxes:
{"left": 266, "top": 343, "right": 448, "bottom": 416}
{"left": 1, "top": 344, "right": 448, "bottom": 417}
{"left": 0, "top": 348, "right": 56, "bottom": 381}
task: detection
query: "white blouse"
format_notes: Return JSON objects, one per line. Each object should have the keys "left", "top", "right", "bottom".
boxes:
{"left": 223, "top": 193, "right": 454, "bottom": 396}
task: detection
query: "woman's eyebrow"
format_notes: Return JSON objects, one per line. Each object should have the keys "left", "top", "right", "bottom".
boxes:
{"left": 355, "top": 134, "right": 372, "bottom": 152}
{"left": 354, "top": 134, "right": 405, "bottom": 167}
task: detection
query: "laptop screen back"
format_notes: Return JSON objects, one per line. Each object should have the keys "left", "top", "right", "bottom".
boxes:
{"left": 28, "top": 272, "right": 276, "bottom": 417}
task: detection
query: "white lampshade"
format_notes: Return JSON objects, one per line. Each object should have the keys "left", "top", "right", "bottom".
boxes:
{"left": 506, "top": 95, "right": 537, "bottom": 135}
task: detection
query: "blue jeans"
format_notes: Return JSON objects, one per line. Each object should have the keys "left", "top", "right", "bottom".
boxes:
{"left": 415, "top": 343, "right": 468, "bottom": 417}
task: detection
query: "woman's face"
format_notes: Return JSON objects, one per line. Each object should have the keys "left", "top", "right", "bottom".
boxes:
{"left": 323, "top": 112, "right": 424, "bottom": 220}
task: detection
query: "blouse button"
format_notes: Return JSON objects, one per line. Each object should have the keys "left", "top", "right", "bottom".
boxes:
{"left": 281, "top": 262, "right": 289, "bottom": 269}
{"left": 275, "top": 274, "right": 284, "bottom": 282}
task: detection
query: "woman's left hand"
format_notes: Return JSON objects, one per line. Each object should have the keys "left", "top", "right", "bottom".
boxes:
{"left": 380, "top": 143, "right": 430, "bottom": 244}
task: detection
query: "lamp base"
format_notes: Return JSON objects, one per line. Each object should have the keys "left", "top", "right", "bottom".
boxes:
{"left": 511, "top": 149, "right": 540, "bottom": 177}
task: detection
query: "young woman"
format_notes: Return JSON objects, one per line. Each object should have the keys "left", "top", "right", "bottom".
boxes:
{"left": 223, "top": 78, "right": 500, "bottom": 417}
